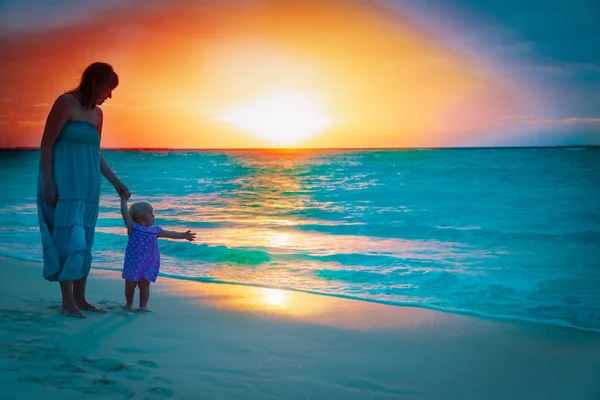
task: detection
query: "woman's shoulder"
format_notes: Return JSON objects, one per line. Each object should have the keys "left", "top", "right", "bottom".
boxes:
{"left": 50, "top": 93, "right": 72, "bottom": 109}
{"left": 57, "top": 92, "right": 77, "bottom": 104}
{"left": 52, "top": 93, "right": 79, "bottom": 115}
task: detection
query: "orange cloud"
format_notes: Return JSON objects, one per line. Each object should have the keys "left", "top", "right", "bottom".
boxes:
{"left": 18, "top": 120, "right": 45, "bottom": 127}
{"left": 530, "top": 117, "right": 600, "bottom": 125}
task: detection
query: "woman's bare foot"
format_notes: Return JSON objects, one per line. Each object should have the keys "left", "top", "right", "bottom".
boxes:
{"left": 122, "top": 303, "right": 133, "bottom": 311}
{"left": 76, "top": 301, "right": 107, "bottom": 313}
{"left": 136, "top": 306, "right": 152, "bottom": 313}
{"left": 60, "top": 307, "right": 86, "bottom": 319}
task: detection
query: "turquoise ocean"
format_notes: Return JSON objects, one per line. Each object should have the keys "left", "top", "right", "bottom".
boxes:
{"left": 1, "top": 148, "right": 599, "bottom": 333}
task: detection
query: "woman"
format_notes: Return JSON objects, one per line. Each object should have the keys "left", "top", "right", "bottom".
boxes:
{"left": 37, "top": 62, "right": 130, "bottom": 318}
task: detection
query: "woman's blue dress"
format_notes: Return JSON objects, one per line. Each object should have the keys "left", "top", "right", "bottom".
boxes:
{"left": 37, "top": 121, "right": 101, "bottom": 282}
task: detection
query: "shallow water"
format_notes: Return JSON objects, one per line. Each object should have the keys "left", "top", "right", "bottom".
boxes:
{"left": 1, "top": 148, "right": 599, "bottom": 332}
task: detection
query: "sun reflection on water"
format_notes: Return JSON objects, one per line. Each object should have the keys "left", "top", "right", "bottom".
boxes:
{"left": 163, "top": 276, "right": 440, "bottom": 331}
{"left": 266, "top": 232, "right": 291, "bottom": 248}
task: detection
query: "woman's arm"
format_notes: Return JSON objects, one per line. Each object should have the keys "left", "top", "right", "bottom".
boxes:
{"left": 96, "top": 108, "right": 130, "bottom": 199}
{"left": 40, "top": 95, "right": 70, "bottom": 206}
{"left": 120, "top": 198, "right": 134, "bottom": 234}
{"left": 100, "top": 153, "right": 122, "bottom": 187}
{"left": 158, "top": 230, "right": 196, "bottom": 241}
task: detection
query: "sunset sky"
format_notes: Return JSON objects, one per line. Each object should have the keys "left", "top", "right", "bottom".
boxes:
{"left": 1, "top": 0, "right": 599, "bottom": 148}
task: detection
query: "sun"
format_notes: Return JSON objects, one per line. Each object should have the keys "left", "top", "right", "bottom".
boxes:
{"left": 217, "top": 90, "right": 332, "bottom": 146}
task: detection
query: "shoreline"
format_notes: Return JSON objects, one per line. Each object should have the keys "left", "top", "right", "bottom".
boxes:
{"left": 1, "top": 256, "right": 599, "bottom": 399}
{"left": 2, "top": 252, "right": 598, "bottom": 336}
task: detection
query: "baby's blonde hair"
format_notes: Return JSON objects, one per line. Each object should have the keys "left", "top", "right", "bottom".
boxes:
{"left": 129, "top": 201, "right": 153, "bottom": 223}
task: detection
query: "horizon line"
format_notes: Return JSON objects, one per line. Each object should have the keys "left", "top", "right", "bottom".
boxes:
{"left": 1, "top": 145, "right": 599, "bottom": 151}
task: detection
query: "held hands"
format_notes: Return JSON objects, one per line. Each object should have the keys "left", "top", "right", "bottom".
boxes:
{"left": 184, "top": 230, "right": 196, "bottom": 242}
{"left": 115, "top": 181, "right": 131, "bottom": 200}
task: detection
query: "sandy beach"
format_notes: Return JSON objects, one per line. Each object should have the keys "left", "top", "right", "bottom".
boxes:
{"left": 0, "top": 256, "right": 599, "bottom": 399}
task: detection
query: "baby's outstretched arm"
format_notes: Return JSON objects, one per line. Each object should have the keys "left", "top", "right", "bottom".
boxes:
{"left": 120, "top": 197, "right": 134, "bottom": 234}
{"left": 158, "top": 229, "right": 196, "bottom": 242}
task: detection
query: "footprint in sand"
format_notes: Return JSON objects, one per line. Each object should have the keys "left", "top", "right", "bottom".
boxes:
{"left": 53, "top": 363, "right": 86, "bottom": 374}
{"left": 16, "top": 375, "right": 43, "bottom": 383}
{"left": 98, "top": 300, "right": 128, "bottom": 311}
{"left": 137, "top": 360, "right": 159, "bottom": 368}
{"left": 91, "top": 377, "right": 115, "bottom": 386}
{"left": 121, "top": 370, "right": 149, "bottom": 382}
{"left": 2, "top": 342, "right": 72, "bottom": 370}
{"left": 0, "top": 309, "right": 57, "bottom": 327}
{"left": 83, "top": 357, "right": 128, "bottom": 372}
{"left": 152, "top": 376, "right": 174, "bottom": 385}
{"left": 83, "top": 376, "right": 136, "bottom": 397}
{"left": 98, "top": 300, "right": 141, "bottom": 315}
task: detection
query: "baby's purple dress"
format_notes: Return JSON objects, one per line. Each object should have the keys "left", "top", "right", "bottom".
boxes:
{"left": 122, "top": 222, "right": 162, "bottom": 282}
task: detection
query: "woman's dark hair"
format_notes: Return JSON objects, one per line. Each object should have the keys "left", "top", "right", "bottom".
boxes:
{"left": 68, "top": 62, "right": 119, "bottom": 109}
